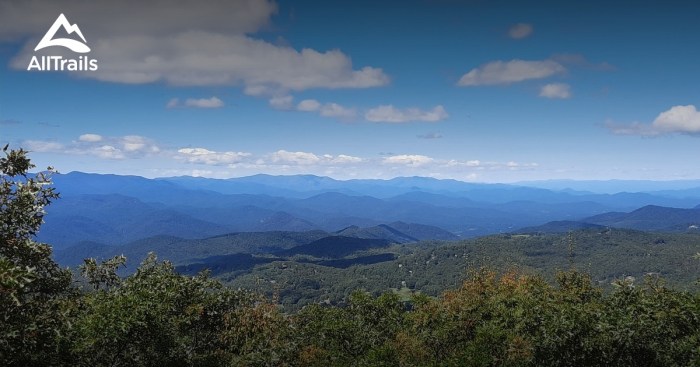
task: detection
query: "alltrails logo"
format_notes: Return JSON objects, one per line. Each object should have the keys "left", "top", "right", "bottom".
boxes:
{"left": 28, "top": 13, "right": 98, "bottom": 71}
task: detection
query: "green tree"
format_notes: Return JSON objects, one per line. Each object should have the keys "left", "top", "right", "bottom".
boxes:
{"left": 71, "top": 253, "right": 275, "bottom": 367}
{"left": 293, "top": 291, "right": 405, "bottom": 366}
{"left": 0, "top": 146, "right": 73, "bottom": 366}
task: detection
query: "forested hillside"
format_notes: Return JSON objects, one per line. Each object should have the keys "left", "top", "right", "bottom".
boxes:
{"left": 224, "top": 229, "right": 700, "bottom": 308}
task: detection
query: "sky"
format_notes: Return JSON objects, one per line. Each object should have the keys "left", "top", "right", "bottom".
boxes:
{"left": 0, "top": 0, "right": 699, "bottom": 182}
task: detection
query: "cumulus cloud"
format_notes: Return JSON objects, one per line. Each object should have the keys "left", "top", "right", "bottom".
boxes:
{"left": 297, "top": 99, "right": 322, "bottom": 111}
{"left": 652, "top": 105, "right": 700, "bottom": 133}
{"left": 177, "top": 147, "right": 251, "bottom": 165}
{"left": 20, "top": 133, "right": 539, "bottom": 179}
{"left": 167, "top": 97, "right": 224, "bottom": 108}
{"left": 282, "top": 98, "right": 447, "bottom": 123}
{"left": 328, "top": 154, "right": 363, "bottom": 164}
{"left": 539, "top": 83, "right": 572, "bottom": 99}
{"left": 269, "top": 150, "right": 321, "bottom": 165}
{"left": 2, "top": 0, "right": 389, "bottom": 93}
{"left": 365, "top": 105, "right": 448, "bottom": 123}
{"left": 319, "top": 103, "right": 357, "bottom": 119}
{"left": 78, "top": 133, "right": 103, "bottom": 142}
{"left": 446, "top": 159, "right": 481, "bottom": 167}
{"left": 186, "top": 97, "right": 224, "bottom": 108}
{"left": 93, "top": 145, "right": 125, "bottom": 159}
{"left": 269, "top": 95, "right": 294, "bottom": 110}
{"left": 268, "top": 150, "right": 362, "bottom": 165}
{"left": 119, "top": 135, "right": 156, "bottom": 152}
{"left": 172, "top": 146, "right": 536, "bottom": 178}
{"left": 607, "top": 105, "right": 700, "bottom": 137}
{"left": 508, "top": 23, "right": 533, "bottom": 39}
{"left": 295, "top": 99, "right": 357, "bottom": 119}
{"left": 190, "top": 147, "right": 537, "bottom": 176}
{"left": 382, "top": 154, "right": 434, "bottom": 167}
{"left": 457, "top": 59, "right": 565, "bottom": 86}
{"left": 23, "top": 134, "right": 160, "bottom": 159}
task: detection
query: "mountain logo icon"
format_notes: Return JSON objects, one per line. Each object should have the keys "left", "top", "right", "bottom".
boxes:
{"left": 34, "top": 13, "right": 91, "bottom": 53}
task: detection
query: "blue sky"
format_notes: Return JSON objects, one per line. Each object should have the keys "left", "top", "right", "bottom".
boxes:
{"left": 1, "top": 0, "right": 699, "bottom": 182}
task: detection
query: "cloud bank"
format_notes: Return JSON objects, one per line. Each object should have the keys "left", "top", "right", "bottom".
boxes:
{"left": 1, "top": 0, "right": 389, "bottom": 93}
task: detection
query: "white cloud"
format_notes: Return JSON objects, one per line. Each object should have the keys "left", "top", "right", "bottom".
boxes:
{"left": 382, "top": 154, "right": 434, "bottom": 167}
{"left": 168, "top": 96, "right": 224, "bottom": 108}
{"left": 19, "top": 132, "right": 540, "bottom": 179}
{"left": 417, "top": 132, "right": 443, "bottom": 139}
{"left": 23, "top": 140, "right": 64, "bottom": 152}
{"left": 269, "top": 95, "right": 294, "bottom": 110}
{"left": 319, "top": 103, "right": 356, "bottom": 119}
{"left": 297, "top": 99, "right": 321, "bottom": 111}
{"left": 177, "top": 147, "right": 251, "bottom": 165}
{"left": 267, "top": 150, "right": 363, "bottom": 166}
{"left": 24, "top": 134, "right": 160, "bottom": 159}
{"left": 365, "top": 105, "right": 448, "bottom": 123}
{"left": 652, "top": 105, "right": 700, "bottom": 133}
{"left": 76, "top": 33, "right": 390, "bottom": 90}
{"left": 78, "top": 133, "right": 103, "bottom": 142}
{"left": 607, "top": 105, "right": 700, "bottom": 137}
{"left": 195, "top": 152, "right": 535, "bottom": 180}
{"left": 446, "top": 159, "right": 481, "bottom": 167}
{"left": 290, "top": 99, "right": 447, "bottom": 123}
{"left": 295, "top": 99, "right": 356, "bottom": 119}
{"left": 269, "top": 150, "right": 321, "bottom": 165}
{"left": 508, "top": 23, "right": 533, "bottom": 39}
{"left": 330, "top": 154, "right": 363, "bottom": 164}
{"left": 539, "top": 83, "right": 572, "bottom": 99}
{"left": 95, "top": 145, "right": 125, "bottom": 159}
{"left": 185, "top": 97, "right": 224, "bottom": 108}
{"left": 3, "top": 0, "right": 389, "bottom": 93}
{"left": 120, "top": 135, "right": 147, "bottom": 152}
{"left": 458, "top": 59, "right": 565, "bottom": 86}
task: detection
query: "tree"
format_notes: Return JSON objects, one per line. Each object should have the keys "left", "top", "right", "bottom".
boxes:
{"left": 0, "top": 146, "right": 73, "bottom": 366}
{"left": 71, "top": 253, "right": 267, "bottom": 367}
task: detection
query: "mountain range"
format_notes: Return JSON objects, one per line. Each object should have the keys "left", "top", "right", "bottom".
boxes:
{"left": 40, "top": 172, "right": 700, "bottom": 252}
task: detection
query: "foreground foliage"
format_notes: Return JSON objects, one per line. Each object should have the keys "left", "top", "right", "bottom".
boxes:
{"left": 2, "top": 147, "right": 700, "bottom": 366}
{"left": 0, "top": 146, "right": 72, "bottom": 366}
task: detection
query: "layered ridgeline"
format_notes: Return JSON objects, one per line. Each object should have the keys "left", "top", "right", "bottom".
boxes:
{"left": 42, "top": 172, "right": 700, "bottom": 250}
{"left": 518, "top": 205, "right": 700, "bottom": 233}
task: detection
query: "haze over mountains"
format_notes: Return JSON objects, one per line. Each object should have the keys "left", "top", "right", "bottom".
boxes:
{"left": 43, "top": 171, "right": 700, "bottom": 263}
